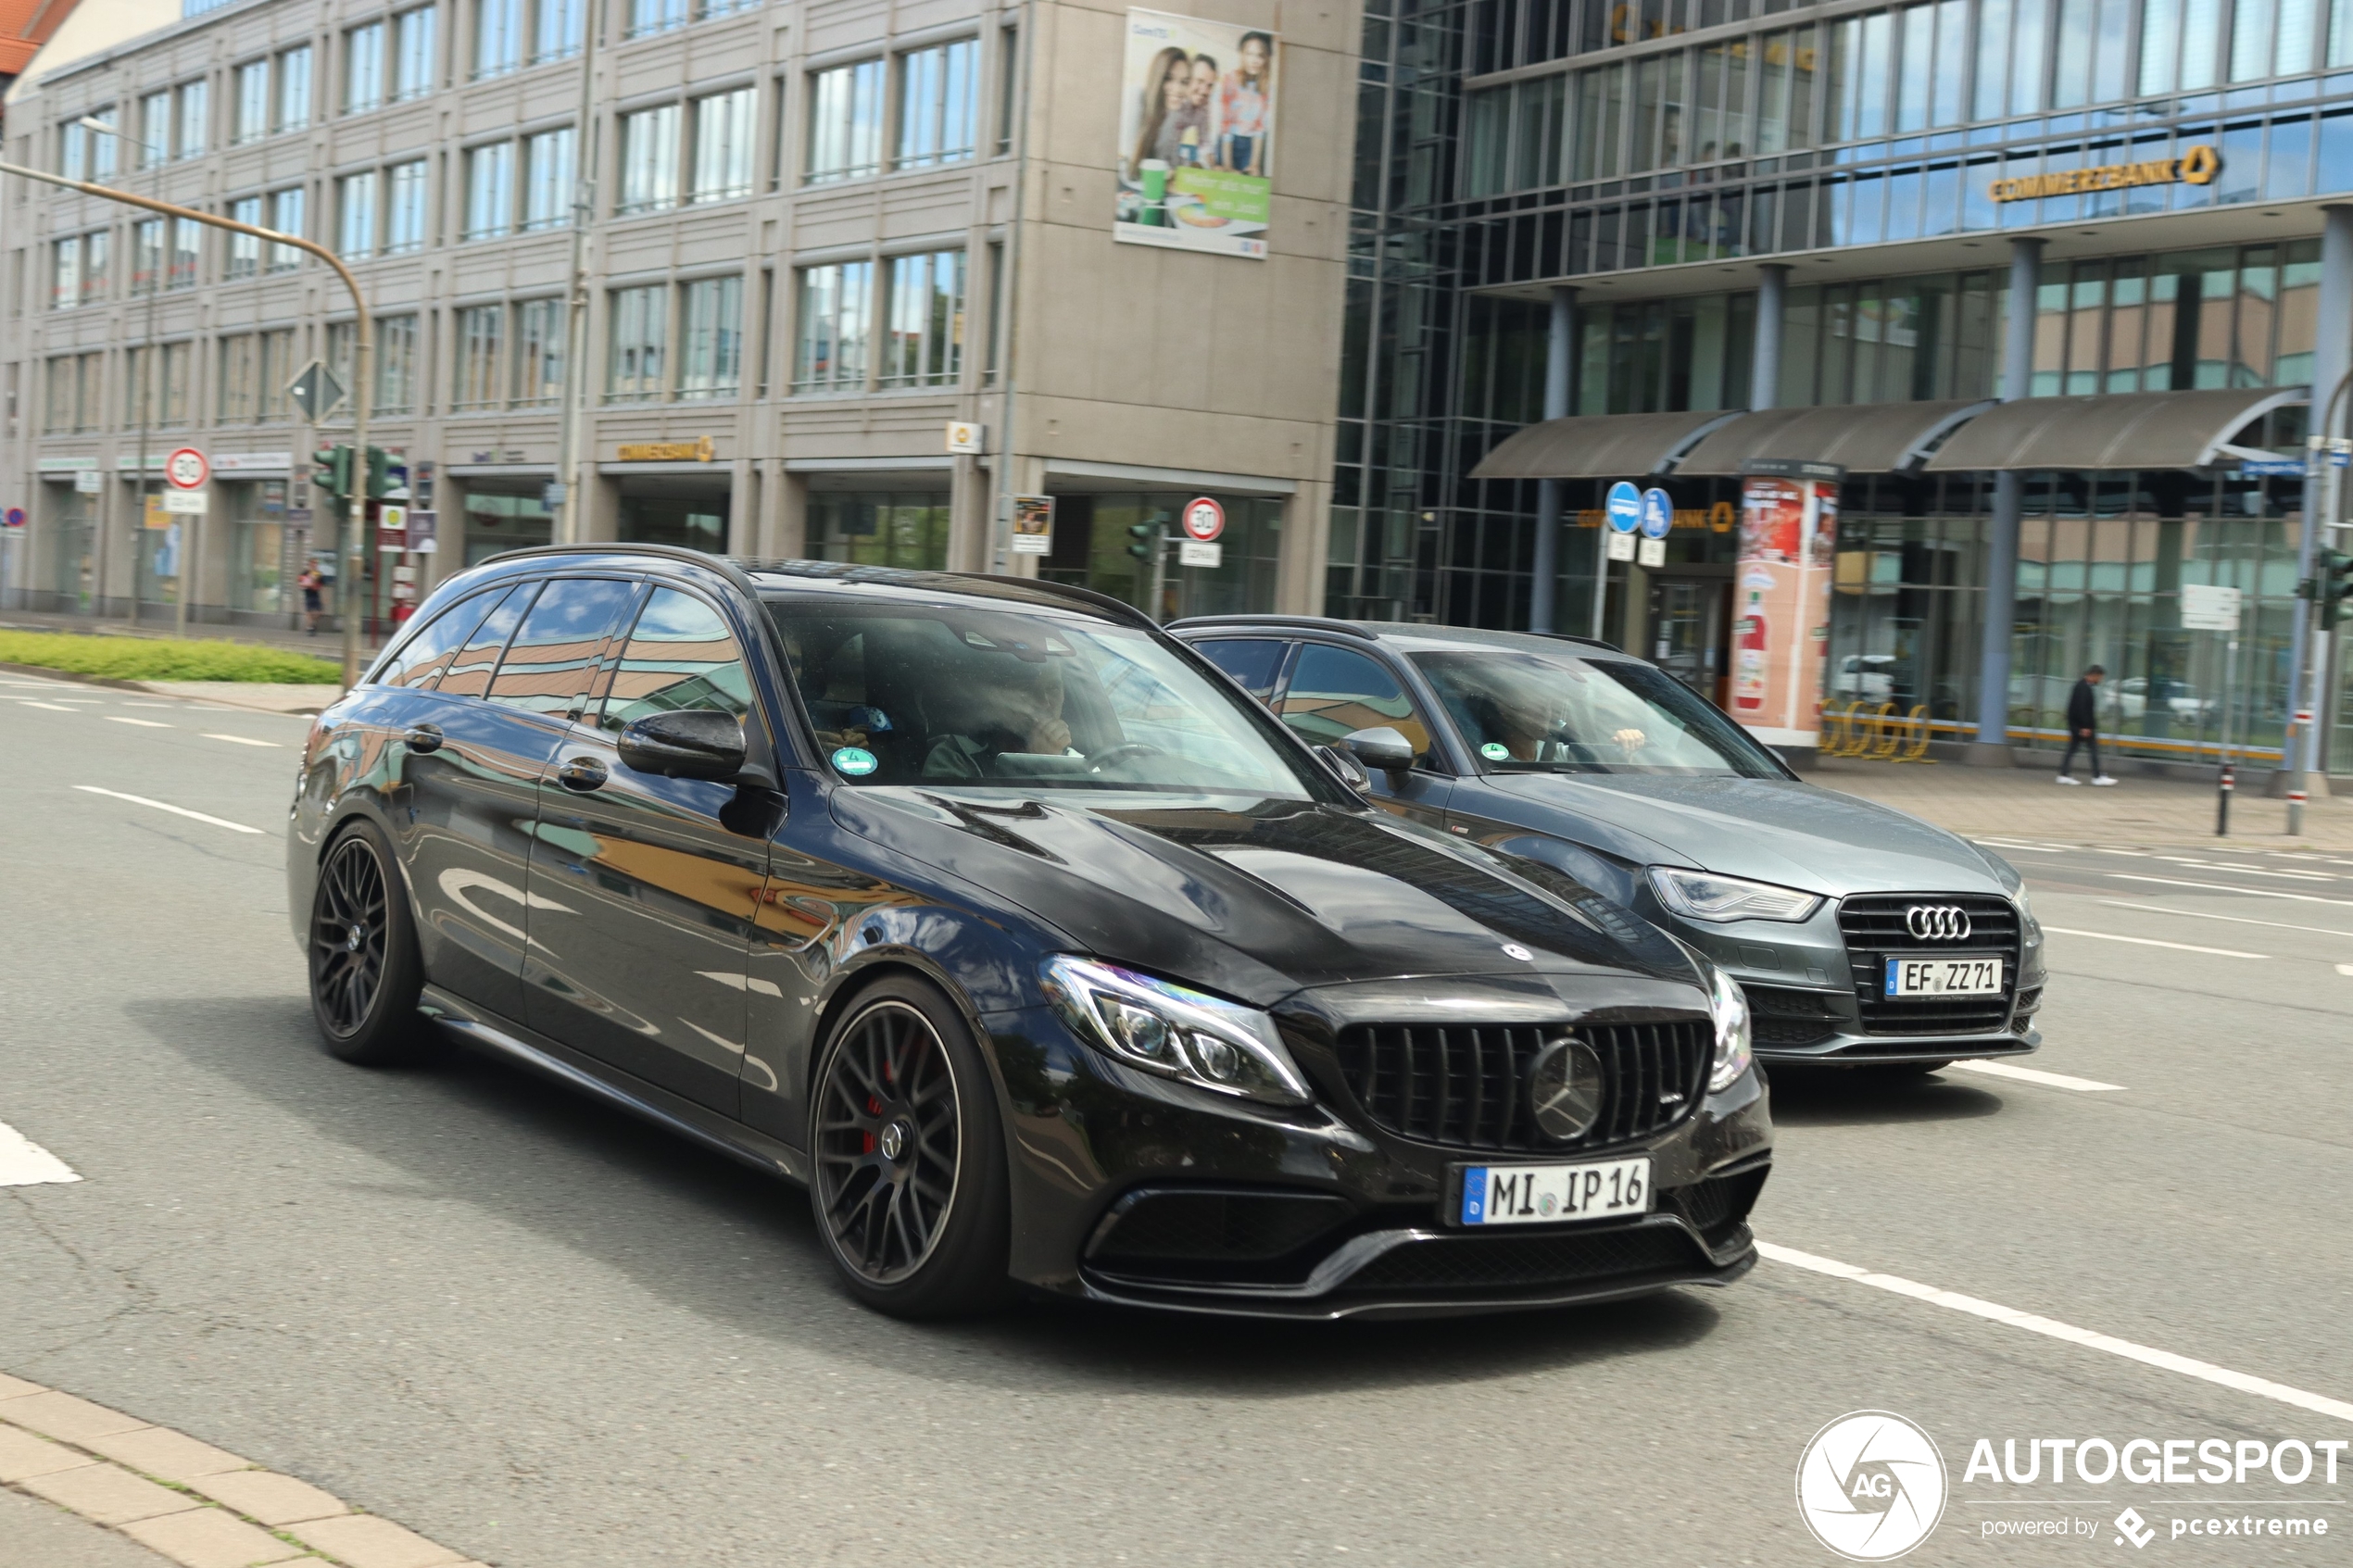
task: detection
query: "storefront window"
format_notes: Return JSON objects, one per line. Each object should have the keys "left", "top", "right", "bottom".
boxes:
{"left": 810, "top": 492, "right": 948, "bottom": 570}
{"left": 1035, "top": 492, "right": 1282, "bottom": 621}
{"left": 463, "top": 485, "right": 555, "bottom": 566}
{"left": 621, "top": 491, "right": 727, "bottom": 551}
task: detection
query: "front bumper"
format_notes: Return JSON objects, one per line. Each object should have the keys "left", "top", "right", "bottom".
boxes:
{"left": 981, "top": 998, "right": 1772, "bottom": 1319}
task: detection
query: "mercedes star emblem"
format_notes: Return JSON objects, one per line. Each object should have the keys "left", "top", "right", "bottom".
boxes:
{"left": 1527, "top": 1036, "right": 1605, "bottom": 1141}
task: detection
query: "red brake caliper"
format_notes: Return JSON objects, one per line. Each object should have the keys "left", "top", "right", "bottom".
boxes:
{"left": 862, "top": 1094, "right": 881, "bottom": 1154}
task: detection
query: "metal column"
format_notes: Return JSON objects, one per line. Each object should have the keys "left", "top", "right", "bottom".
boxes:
{"left": 1968, "top": 237, "right": 2045, "bottom": 767}
{"left": 1751, "top": 264, "right": 1789, "bottom": 411}
{"left": 1528, "top": 286, "right": 1576, "bottom": 633}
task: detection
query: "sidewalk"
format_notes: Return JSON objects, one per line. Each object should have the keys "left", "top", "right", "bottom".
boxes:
{"left": 1812, "top": 752, "right": 2353, "bottom": 850}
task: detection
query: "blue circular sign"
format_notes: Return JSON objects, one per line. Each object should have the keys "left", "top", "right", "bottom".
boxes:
{"left": 1604, "top": 481, "right": 1642, "bottom": 533}
{"left": 1640, "top": 488, "right": 1674, "bottom": 540}
{"left": 830, "top": 746, "right": 878, "bottom": 776}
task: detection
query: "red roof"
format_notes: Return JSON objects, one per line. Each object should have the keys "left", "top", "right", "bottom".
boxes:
{"left": 0, "top": 0, "right": 82, "bottom": 78}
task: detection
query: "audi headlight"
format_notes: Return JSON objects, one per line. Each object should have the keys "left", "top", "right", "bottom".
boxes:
{"left": 2014, "top": 888, "right": 2043, "bottom": 942}
{"left": 1041, "top": 956, "right": 1313, "bottom": 1106}
{"left": 1649, "top": 866, "right": 1823, "bottom": 923}
{"left": 1705, "top": 961, "right": 1753, "bottom": 1093}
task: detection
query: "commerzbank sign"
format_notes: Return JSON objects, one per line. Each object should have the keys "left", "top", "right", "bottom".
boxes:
{"left": 1989, "top": 144, "right": 2219, "bottom": 203}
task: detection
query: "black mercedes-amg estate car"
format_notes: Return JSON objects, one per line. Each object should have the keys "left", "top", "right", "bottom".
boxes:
{"left": 288, "top": 546, "right": 1771, "bottom": 1320}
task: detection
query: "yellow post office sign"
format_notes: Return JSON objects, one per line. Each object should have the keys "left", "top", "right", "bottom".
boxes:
{"left": 1990, "top": 144, "right": 2218, "bottom": 204}
{"left": 615, "top": 434, "right": 715, "bottom": 462}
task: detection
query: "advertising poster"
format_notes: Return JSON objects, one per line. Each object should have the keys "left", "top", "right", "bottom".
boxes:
{"left": 1009, "top": 494, "right": 1055, "bottom": 556}
{"left": 1114, "top": 10, "right": 1277, "bottom": 259}
{"left": 1734, "top": 467, "right": 1840, "bottom": 748}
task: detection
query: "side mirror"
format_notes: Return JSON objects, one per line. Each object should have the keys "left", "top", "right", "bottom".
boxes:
{"left": 617, "top": 709, "right": 749, "bottom": 782}
{"left": 1315, "top": 743, "right": 1371, "bottom": 793}
{"left": 1342, "top": 726, "right": 1416, "bottom": 780}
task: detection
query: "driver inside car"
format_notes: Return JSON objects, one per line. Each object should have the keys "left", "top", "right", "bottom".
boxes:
{"left": 923, "top": 655, "right": 1078, "bottom": 780}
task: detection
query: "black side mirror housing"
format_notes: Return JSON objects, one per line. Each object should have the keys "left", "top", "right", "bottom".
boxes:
{"left": 1341, "top": 726, "right": 1416, "bottom": 781}
{"left": 1316, "top": 743, "right": 1372, "bottom": 793}
{"left": 617, "top": 710, "right": 749, "bottom": 782}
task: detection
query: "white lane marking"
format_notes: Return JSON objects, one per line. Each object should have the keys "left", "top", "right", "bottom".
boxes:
{"left": 2042, "top": 925, "right": 2266, "bottom": 959}
{"left": 71, "top": 785, "right": 262, "bottom": 835}
{"left": 2338, "top": 964, "right": 2353, "bottom": 978}
{"left": 1757, "top": 1241, "right": 2353, "bottom": 1425}
{"left": 18, "top": 700, "right": 79, "bottom": 712}
{"left": 106, "top": 716, "right": 171, "bottom": 729}
{"left": 2100, "top": 900, "right": 2353, "bottom": 941}
{"left": 1944, "top": 1060, "right": 2128, "bottom": 1092}
{"left": 1977, "top": 840, "right": 2064, "bottom": 853}
{"left": 202, "top": 733, "right": 283, "bottom": 747}
{"left": 2158, "top": 858, "right": 2341, "bottom": 882}
{"left": 2110, "top": 872, "right": 2353, "bottom": 909}
{"left": 2084, "top": 847, "right": 2154, "bottom": 857}
{"left": 0, "top": 1122, "right": 81, "bottom": 1187}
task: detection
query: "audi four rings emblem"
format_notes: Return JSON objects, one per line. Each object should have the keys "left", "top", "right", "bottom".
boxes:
{"left": 1905, "top": 905, "right": 1972, "bottom": 941}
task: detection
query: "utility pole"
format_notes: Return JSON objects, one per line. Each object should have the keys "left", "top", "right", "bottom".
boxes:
{"left": 988, "top": 0, "right": 1038, "bottom": 573}
{"left": 1, "top": 160, "right": 375, "bottom": 687}
{"left": 76, "top": 117, "right": 160, "bottom": 631}
{"left": 553, "top": 0, "right": 605, "bottom": 548}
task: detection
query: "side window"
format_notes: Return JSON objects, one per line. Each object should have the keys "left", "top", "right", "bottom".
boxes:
{"left": 484, "top": 577, "right": 641, "bottom": 718}
{"left": 368, "top": 588, "right": 499, "bottom": 689}
{"left": 598, "top": 587, "right": 753, "bottom": 732}
{"left": 434, "top": 583, "right": 535, "bottom": 697}
{"left": 1277, "top": 644, "right": 1436, "bottom": 767}
{"left": 1190, "top": 637, "right": 1287, "bottom": 702}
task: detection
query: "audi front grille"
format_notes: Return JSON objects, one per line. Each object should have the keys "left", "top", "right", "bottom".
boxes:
{"left": 1329, "top": 1019, "right": 1712, "bottom": 1153}
{"left": 1836, "top": 893, "right": 2022, "bottom": 1035}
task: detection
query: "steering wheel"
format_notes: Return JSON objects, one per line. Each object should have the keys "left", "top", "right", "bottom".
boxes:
{"left": 1087, "top": 742, "right": 1166, "bottom": 774}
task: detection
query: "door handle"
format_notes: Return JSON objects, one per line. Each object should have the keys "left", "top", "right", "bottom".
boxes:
{"left": 403, "top": 723, "right": 443, "bottom": 754}
{"left": 556, "top": 756, "right": 609, "bottom": 792}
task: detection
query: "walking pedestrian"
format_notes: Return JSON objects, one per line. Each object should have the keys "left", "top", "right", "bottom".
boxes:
{"left": 298, "top": 560, "right": 323, "bottom": 635}
{"left": 2057, "top": 663, "right": 2116, "bottom": 785}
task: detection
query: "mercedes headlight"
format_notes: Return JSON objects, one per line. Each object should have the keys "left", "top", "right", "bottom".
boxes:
{"left": 1649, "top": 866, "right": 1823, "bottom": 923}
{"left": 1705, "top": 962, "right": 1753, "bottom": 1093}
{"left": 1042, "top": 956, "right": 1313, "bottom": 1106}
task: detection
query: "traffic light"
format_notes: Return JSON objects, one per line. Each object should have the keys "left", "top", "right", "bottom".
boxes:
{"left": 364, "top": 446, "right": 396, "bottom": 499}
{"left": 2319, "top": 549, "right": 2353, "bottom": 632}
{"left": 1126, "top": 522, "right": 1157, "bottom": 561}
{"left": 310, "top": 444, "right": 353, "bottom": 501}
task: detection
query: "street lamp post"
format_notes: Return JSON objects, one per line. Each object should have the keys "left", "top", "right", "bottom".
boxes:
{"left": 1, "top": 158, "right": 375, "bottom": 689}
{"left": 553, "top": 0, "right": 605, "bottom": 548}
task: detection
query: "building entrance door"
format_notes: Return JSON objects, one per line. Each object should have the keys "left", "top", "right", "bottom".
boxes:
{"left": 1645, "top": 572, "right": 1732, "bottom": 708}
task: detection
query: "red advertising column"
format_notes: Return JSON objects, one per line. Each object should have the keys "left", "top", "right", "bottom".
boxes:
{"left": 1734, "top": 459, "right": 1843, "bottom": 750}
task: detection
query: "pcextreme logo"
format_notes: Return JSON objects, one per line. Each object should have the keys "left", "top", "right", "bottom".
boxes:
{"left": 1796, "top": 1411, "right": 1950, "bottom": 1562}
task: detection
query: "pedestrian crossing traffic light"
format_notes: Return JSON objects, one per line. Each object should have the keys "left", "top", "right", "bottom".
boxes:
{"left": 1126, "top": 522, "right": 1156, "bottom": 561}
{"left": 311, "top": 444, "right": 353, "bottom": 502}
{"left": 2319, "top": 549, "right": 2353, "bottom": 632}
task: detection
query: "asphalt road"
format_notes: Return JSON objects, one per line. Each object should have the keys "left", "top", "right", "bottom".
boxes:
{"left": 4, "top": 674, "right": 2349, "bottom": 1567}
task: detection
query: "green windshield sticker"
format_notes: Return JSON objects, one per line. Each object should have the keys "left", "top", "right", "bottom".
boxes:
{"left": 1480, "top": 742, "right": 1511, "bottom": 760}
{"left": 830, "top": 746, "right": 878, "bottom": 776}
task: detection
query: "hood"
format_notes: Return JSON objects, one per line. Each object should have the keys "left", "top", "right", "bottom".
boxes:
{"left": 1481, "top": 772, "right": 2011, "bottom": 897}
{"left": 830, "top": 789, "right": 1701, "bottom": 1008}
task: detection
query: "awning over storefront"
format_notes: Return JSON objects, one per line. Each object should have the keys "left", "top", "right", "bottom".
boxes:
{"left": 1923, "top": 387, "right": 2309, "bottom": 472}
{"left": 1675, "top": 399, "right": 1995, "bottom": 476}
{"left": 1468, "top": 408, "right": 1743, "bottom": 481}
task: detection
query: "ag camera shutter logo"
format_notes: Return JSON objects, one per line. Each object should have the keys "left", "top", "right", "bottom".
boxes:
{"left": 1796, "top": 1411, "right": 1949, "bottom": 1561}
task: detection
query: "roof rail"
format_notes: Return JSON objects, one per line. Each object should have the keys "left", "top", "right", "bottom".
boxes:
{"left": 1164, "top": 613, "right": 1378, "bottom": 641}
{"left": 1531, "top": 632, "right": 1623, "bottom": 653}
{"left": 968, "top": 572, "right": 1159, "bottom": 631}
{"left": 477, "top": 542, "right": 761, "bottom": 596}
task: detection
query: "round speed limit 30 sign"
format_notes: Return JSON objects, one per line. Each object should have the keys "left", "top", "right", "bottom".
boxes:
{"left": 165, "top": 447, "right": 209, "bottom": 490}
{"left": 1181, "top": 496, "right": 1226, "bottom": 542}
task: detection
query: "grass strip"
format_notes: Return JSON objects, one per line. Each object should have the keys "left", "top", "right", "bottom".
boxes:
{"left": 0, "top": 630, "right": 342, "bottom": 684}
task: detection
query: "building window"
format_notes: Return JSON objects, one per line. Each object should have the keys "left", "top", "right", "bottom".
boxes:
{"left": 983, "top": 240, "right": 1003, "bottom": 381}
{"left": 896, "top": 39, "right": 976, "bottom": 169}
{"left": 386, "top": 160, "right": 430, "bottom": 253}
{"left": 523, "top": 127, "right": 574, "bottom": 229}
{"left": 133, "top": 220, "right": 167, "bottom": 293}
{"left": 689, "top": 88, "right": 756, "bottom": 203}
{"left": 160, "top": 343, "right": 192, "bottom": 423}
{"left": 678, "top": 275, "right": 741, "bottom": 398}
{"left": 628, "top": 0, "right": 688, "bottom": 38}
{"left": 176, "top": 81, "right": 209, "bottom": 160}
{"left": 170, "top": 219, "right": 200, "bottom": 289}
{"left": 807, "top": 60, "right": 883, "bottom": 182}
{"left": 619, "top": 105, "right": 681, "bottom": 214}
{"left": 139, "top": 92, "right": 171, "bottom": 166}
{"left": 378, "top": 314, "right": 420, "bottom": 414}
{"left": 45, "top": 353, "right": 103, "bottom": 433}
{"left": 794, "top": 261, "right": 871, "bottom": 391}
{"left": 278, "top": 45, "right": 314, "bottom": 131}
{"left": 226, "top": 200, "right": 262, "bottom": 280}
{"left": 50, "top": 237, "right": 80, "bottom": 310}
{"left": 811, "top": 493, "right": 950, "bottom": 571}
{"left": 476, "top": 0, "right": 522, "bottom": 78}
{"left": 339, "top": 170, "right": 380, "bottom": 255}
{"left": 608, "top": 284, "right": 667, "bottom": 400}
{"left": 233, "top": 60, "right": 271, "bottom": 143}
{"left": 994, "top": 25, "right": 1018, "bottom": 156}
{"left": 698, "top": 0, "right": 755, "bottom": 16}
{"left": 395, "top": 6, "right": 438, "bottom": 99}
{"left": 455, "top": 304, "right": 504, "bottom": 409}
{"left": 123, "top": 345, "right": 153, "bottom": 425}
{"left": 269, "top": 188, "right": 306, "bottom": 270}
{"left": 513, "top": 297, "right": 566, "bottom": 405}
{"left": 880, "top": 250, "right": 962, "bottom": 388}
{"left": 466, "top": 142, "right": 515, "bottom": 238}
{"left": 59, "top": 119, "right": 87, "bottom": 180}
{"left": 79, "top": 231, "right": 109, "bottom": 307}
{"left": 535, "top": 0, "right": 585, "bottom": 63}
{"left": 259, "top": 329, "right": 296, "bottom": 420}
{"left": 346, "top": 21, "right": 387, "bottom": 114}
{"left": 220, "top": 332, "right": 259, "bottom": 423}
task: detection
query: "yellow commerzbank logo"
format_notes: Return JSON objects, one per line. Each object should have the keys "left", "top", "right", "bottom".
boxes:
{"left": 615, "top": 434, "right": 715, "bottom": 462}
{"left": 1990, "top": 144, "right": 2219, "bottom": 203}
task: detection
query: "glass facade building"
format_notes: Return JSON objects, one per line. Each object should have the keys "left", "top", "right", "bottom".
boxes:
{"left": 1341, "top": 0, "right": 2353, "bottom": 771}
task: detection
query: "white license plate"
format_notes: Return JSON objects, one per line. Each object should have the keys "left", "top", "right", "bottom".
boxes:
{"left": 1883, "top": 956, "right": 2004, "bottom": 997}
{"left": 1457, "top": 1158, "right": 1651, "bottom": 1226}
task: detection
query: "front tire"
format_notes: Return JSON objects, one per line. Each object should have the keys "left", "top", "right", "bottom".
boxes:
{"left": 810, "top": 976, "right": 1011, "bottom": 1319}
{"left": 308, "top": 821, "right": 434, "bottom": 1066}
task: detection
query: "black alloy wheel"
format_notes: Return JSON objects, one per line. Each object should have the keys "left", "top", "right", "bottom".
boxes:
{"left": 811, "top": 977, "right": 1010, "bottom": 1318}
{"left": 307, "top": 821, "right": 434, "bottom": 1065}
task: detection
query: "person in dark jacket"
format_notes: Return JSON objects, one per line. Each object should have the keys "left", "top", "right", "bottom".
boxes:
{"left": 2057, "top": 664, "right": 2115, "bottom": 785}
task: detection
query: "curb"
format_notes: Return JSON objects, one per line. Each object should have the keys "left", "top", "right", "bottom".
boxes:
{"left": 0, "top": 663, "right": 342, "bottom": 716}
{"left": 0, "top": 1373, "right": 488, "bottom": 1568}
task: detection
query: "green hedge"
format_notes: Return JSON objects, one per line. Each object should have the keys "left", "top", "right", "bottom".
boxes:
{"left": 0, "top": 630, "right": 343, "bottom": 684}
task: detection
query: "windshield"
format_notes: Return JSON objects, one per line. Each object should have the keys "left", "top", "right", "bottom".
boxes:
{"left": 1411, "top": 647, "right": 1789, "bottom": 779}
{"left": 765, "top": 596, "right": 1322, "bottom": 797}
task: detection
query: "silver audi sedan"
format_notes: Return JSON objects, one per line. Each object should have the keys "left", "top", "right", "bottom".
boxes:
{"left": 1170, "top": 617, "right": 2045, "bottom": 1073}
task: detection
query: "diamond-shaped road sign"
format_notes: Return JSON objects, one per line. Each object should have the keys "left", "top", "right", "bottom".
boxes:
{"left": 289, "top": 360, "right": 346, "bottom": 422}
